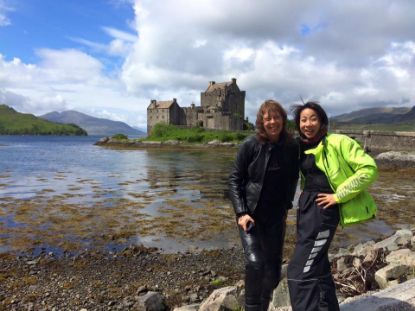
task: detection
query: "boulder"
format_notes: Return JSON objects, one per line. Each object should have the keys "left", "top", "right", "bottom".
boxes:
{"left": 374, "top": 230, "right": 412, "bottom": 252}
{"left": 376, "top": 151, "right": 415, "bottom": 168}
{"left": 340, "top": 278, "right": 415, "bottom": 310}
{"left": 375, "top": 263, "right": 411, "bottom": 289}
{"left": 198, "top": 286, "right": 239, "bottom": 311}
{"left": 386, "top": 249, "right": 415, "bottom": 267}
{"left": 135, "top": 291, "right": 168, "bottom": 311}
{"left": 352, "top": 240, "right": 376, "bottom": 257}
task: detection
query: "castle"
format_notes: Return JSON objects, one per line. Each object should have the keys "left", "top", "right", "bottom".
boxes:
{"left": 147, "top": 78, "right": 245, "bottom": 134}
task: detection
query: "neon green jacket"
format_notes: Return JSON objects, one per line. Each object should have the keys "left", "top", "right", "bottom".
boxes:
{"left": 303, "top": 133, "right": 378, "bottom": 226}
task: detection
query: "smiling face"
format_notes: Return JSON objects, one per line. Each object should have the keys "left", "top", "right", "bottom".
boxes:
{"left": 263, "top": 110, "right": 283, "bottom": 142}
{"left": 299, "top": 108, "right": 321, "bottom": 140}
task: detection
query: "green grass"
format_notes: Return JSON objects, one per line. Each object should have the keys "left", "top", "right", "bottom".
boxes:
{"left": 0, "top": 104, "right": 87, "bottom": 135}
{"left": 143, "top": 123, "right": 253, "bottom": 143}
{"left": 111, "top": 133, "right": 128, "bottom": 140}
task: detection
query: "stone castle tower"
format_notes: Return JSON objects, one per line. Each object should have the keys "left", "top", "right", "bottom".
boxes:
{"left": 147, "top": 78, "right": 245, "bottom": 134}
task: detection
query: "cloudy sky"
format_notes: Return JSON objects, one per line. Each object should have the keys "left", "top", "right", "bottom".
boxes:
{"left": 1, "top": 0, "right": 414, "bottom": 130}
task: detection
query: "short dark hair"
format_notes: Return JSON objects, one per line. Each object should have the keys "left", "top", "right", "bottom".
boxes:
{"left": 291, "top": 101, "right": 329, "bottom": 138}
{"left": 256, "top": 99, "right": 290, "bottom": 143}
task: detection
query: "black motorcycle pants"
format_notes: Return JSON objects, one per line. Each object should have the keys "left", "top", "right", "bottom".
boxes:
{"left": 239, "top": 212, "right": 286, "bottom": 311}
{"left": 287, "top": 191, "right": 340, "bottom": 311}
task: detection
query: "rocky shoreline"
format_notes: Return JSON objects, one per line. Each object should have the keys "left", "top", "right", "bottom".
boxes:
{"left": 0, "top": 246, "right": 245, "bottom": 310}
{"left": 1, "top": 228, "right": 415, "bottom": 310}
{"left": 95, "top": 138, "right": 415, "bottom": 168}
{"left": 94, "top": 137, "right": 238, "bottom": 149}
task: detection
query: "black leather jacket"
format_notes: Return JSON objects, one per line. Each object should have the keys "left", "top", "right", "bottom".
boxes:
{"left": 229, "top": 135, "right": 299, "bottom": 216}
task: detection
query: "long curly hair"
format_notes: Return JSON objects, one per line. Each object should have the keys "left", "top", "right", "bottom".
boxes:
{"left": 255, "top": 99, "right": 290, "bottom": 143}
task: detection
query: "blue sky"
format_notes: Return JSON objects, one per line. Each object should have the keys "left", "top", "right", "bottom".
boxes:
{"left": 0, "top": 0, "right": 134, "bottom": 67}
{"left": 1, "top": 0, "right": 415, "bottom": 129}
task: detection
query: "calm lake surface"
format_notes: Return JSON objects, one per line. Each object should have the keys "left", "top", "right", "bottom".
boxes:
{"left": 0, "top": 136, "right": 414, "bottom": 257}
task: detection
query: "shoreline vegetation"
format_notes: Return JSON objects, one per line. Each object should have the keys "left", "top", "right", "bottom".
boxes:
{"left": 95, "top": 124, "right": 254, "bottom": 149}
{"left": 95, "top": 123, "right": 291, "bottom": 148}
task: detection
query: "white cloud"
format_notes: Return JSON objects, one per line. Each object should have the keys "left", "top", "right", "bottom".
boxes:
{"left": 71, "top": 27, "right": 136, "bottom": 57}
{"left": 102, "top": 26, "right": 136, "bottom": 42}
{"left": 119, "top": 0, "right": 415, "bottom": 122}
{"left": 0, "top": 0, "right": 12, "bottom": 26}
{"left": 1, "top": 0, "right": 415, "bottom": 128}
{"left": 0, "top": 51, "right": 146, "bottom": 127}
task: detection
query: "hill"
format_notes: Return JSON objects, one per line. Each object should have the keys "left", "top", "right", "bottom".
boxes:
{"left": 0, "top": 105, "right": 87, "bottom": 136}
{"left": 331, "top": 107, "right": 411, "bottom": 123}
{"left": 40, "top": 110, "right": 145, "bottom": 137}
{"left": 331, "top": 106, "right": 415, "bottom": 131}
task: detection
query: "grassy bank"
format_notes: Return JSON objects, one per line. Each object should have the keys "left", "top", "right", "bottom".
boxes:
{"left": 142, "top": 124, "right": 254, "bottom": 143}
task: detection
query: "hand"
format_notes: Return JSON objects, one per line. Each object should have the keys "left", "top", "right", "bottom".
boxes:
{"left": 315, "top": 193, "right": 337, "bottom": 209}
{"left": 238, "top": 214, "right": 255, "bottom": 232}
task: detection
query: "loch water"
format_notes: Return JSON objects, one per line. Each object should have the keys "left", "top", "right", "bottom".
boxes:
{"left": 0, "top": 135, "right": 414, "bottom": 256}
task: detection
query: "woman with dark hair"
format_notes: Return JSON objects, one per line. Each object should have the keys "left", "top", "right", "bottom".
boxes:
{"left": 229, "top": 99, "right": 299, "bottom": 311}
{"left": 287, "top": 101, "right": 378, "bottom": 311}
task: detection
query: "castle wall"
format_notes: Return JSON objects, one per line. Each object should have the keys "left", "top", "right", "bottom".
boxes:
{"left": 199, "top": 84, "right": 245, "bottom": 131}
{"left": 169, "top": 103, "right": 181, "bottom": 125}
{"left": 147, "top": 102, "right": 181, "bottom": 134}
{"left": 182, "top": 107, "right": 199, "bottom": 127}
{"left": 147, "top": 108, "right": 170, "bottom": 134}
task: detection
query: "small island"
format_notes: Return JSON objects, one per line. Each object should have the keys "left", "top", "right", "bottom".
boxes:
{"left": 95, "top": 123, "right": 257, "bottom": 148}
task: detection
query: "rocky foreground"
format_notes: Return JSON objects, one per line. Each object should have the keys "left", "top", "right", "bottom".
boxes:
{"left": 1, "top": 228, "right": 415, "bottom": 311}
{"left": 0, "top": 247, "right": 245, "bottom": 310}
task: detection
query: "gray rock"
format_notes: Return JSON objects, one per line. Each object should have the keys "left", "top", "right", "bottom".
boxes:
{"left": 207, "top": 140, "right": 221, "bottom": 145}
{"left": 199, "top": 286, "right": 239, "bottom": 311}
{"left": 386, "top": 249, "right": 415, "bottom": 267}
{"left": 173, "top": 303, "right": 200, "bottom": 311}
{"left": 164, "top": 140, "right": 180, "bottom": 145}
{"left": 352, "top": 240, "right": 375, "bottom": 257}
{"left": 375, "top": 263, "right": 411, "bottom": 289}
{"left": 374, "top": 230, "right": 413, "bottom": 252}
{"left": 271, "top": 278, "right": 290, "bottom": 308}
{"left": 135, "top": 291, "right": 167, "bottom": 311}
{"left": 97, "top": 136, "right": 110, "bottom": 144}
{"left": 340, "top": 278, "right": 415, "bottom": 310}
{"left": 363, "top": 248, "right": 380, "bottom": 264}
{"left": 336, "top": 257, "right": 352, "bottom": 273}
{"left": 142, "top": 141, "right": 162, "bottom": 145}
{"left": 376, "top": 151, "right": 415, "bottom": 163}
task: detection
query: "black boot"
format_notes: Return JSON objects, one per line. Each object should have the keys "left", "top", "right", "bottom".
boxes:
{"left": 260, "top": 297, "right": 270, "bottom": 311}
{"left": 245, "top": 303, "right": 262, "bottom": 311}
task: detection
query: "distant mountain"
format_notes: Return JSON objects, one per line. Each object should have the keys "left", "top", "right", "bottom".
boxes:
{"left": 40, "top": 110, "right": 146, "bottom": 137}
{"left": 0, "top": 104, "right": 87, "bottom": 136}
{"left": 331, "top": 107, "right": 411, "bottom": 123}
{"left": 331, "top": 106, "right": 415, "bottom": 131}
